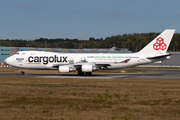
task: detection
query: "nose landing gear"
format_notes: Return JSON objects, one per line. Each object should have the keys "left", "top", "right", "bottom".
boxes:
{"left": 20, "top": 69, "right": 25, "bottom": 75}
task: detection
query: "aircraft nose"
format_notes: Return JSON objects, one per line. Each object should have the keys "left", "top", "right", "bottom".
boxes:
{"left": 4, "top": 59, "right": 6, "bottom": 64}
{"left": 4, "top": 57, "right": 11, "bottom": 65}
{"left": 4, "top": 58, "right": 8, "bottom": 64}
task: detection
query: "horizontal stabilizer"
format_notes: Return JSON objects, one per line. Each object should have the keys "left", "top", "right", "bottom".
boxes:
{"left": 146, "top": 53, "right": 171, "bottom": 59}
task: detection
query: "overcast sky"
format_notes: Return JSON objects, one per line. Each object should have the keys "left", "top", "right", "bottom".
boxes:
{"left": 0, "top": 0, "right": 180, "bottom": 40}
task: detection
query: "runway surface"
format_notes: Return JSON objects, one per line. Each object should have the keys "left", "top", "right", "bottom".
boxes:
{"left": 0, "top": 69, "right": 180, "bottom": 79}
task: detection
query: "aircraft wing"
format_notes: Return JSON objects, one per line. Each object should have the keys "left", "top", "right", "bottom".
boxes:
{"left": 74, "top": 62, "right": 112, "bottom": 68}
{"left": 52, "top": 59, "right": 131, "bottom": 69}
{"left": 52, "top": 59, "right": 130, "bottom": 69}
{"left": 74, "top": 59, "right": 131, "bottom": 68}
{"left": 52, "top": 64, "right": 70, "bottom": 68}
{"left": 52, "top": 62, "right": 111, "bottom": 69}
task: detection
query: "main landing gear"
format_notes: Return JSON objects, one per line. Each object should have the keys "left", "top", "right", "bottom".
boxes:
{"left": 20, "top": 69, "right": 25, "bottom": 75}
{"left": 78, "top": 70, "right": 84, "bottom": 76}
{"left": 85, "top": 72, "right": 92, "bottom": 76}
{"left": 78, "top": 69, "right": 92, "bottom": 76}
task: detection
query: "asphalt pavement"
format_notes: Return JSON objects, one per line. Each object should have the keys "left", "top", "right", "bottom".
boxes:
{"left": 0, "top": 69, "right": 180, "bottom": 79}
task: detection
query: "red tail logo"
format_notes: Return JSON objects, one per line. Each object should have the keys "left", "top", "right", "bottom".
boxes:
{"left": 153, "top": 37, "right": 167, "bottom": 51}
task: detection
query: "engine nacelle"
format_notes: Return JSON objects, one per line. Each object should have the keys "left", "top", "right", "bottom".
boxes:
{"left": 81, "top": 64, "right": 96, "bottom": 72}
{"left": 58, "top": 66, "right": 76, "bottom": 73}
{"left": 58, "top": 66, "right": 70, "bottom": 73}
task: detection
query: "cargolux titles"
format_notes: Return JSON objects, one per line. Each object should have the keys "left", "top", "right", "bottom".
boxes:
{"left": 28, "top": 55, "right": 67, "bottom": 64}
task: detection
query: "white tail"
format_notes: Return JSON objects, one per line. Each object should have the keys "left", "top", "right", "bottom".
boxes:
{"left": 138, "top": 29, "right": 175, "bottom": 54}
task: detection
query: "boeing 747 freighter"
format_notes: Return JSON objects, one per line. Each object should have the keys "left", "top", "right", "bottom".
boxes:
{"left": 4, "top": 29, "right": 175, "bottom": 75}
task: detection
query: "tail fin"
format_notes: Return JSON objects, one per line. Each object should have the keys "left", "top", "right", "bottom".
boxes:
{"left": 138, "top": 29, "right": 175, "bottom": 54}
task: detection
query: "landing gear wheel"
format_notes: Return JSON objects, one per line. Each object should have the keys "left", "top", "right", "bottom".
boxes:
{"left": 20, "top": 72, "right": 25, "bottom": 75}
{"left": 78, "top": 72, "right": 84, "bottom": 76}
{"left": 78, "top": 69, "right": 84, "bottom": 76}
{"left": 85, "top": 72, "right": 92, "bottom": 76}
{"left": 20, "top": 69, "right": 25, "bottom": 75}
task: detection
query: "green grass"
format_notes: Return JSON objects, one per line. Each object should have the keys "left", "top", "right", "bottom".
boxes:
{"left": 0, "top": 77, "right": 180, "bottom": 119}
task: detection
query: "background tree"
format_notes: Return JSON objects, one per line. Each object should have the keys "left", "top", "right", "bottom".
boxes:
{"left": 0, "top": 32, "right": 179, "bottom": 52}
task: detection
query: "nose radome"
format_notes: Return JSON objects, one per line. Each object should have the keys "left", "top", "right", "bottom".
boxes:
{"left": 4, "top": 59, "right": 7, "bottom": 64}
{"left": 4, "top": 57, "right": 11, "bottom": 65}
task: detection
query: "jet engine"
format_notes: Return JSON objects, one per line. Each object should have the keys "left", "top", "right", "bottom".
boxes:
{"left": 58, "top": 66, "right": 76, "bottom": 73}
{"left": 81, "top": 64, "right": 96, "bottom": 72}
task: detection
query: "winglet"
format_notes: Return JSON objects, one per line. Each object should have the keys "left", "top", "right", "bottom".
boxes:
{"left": 138, "top": 29, "right": 175, "bottom": 54}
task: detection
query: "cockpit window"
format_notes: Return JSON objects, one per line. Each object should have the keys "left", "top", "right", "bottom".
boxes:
{"left": 15, "top": 53, "right": 19, "bottom": 54}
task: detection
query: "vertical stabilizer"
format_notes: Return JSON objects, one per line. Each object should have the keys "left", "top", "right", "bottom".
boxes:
{"left": 138, "top": 29, "right": 175, "bottom": 54}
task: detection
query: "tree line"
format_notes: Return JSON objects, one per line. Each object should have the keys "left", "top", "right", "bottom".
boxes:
{"left": 0, "top": 32, "right": 180, "bottom": 52}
